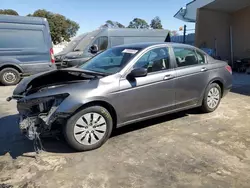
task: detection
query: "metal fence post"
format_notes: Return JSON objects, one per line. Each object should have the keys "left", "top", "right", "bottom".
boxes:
{"left": 183, "top": 25, "right": 187, "bottom": 44}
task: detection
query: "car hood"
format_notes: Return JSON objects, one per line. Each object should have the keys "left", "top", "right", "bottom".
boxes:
{"left": 13, "top": 67, "right": 106, "bottom": 96}
{"left": 65, "top": 51, "right": 84, "bottom": 59}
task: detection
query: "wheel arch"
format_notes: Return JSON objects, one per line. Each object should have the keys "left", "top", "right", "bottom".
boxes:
{"left": 198, "top": 77, "right": 225, "bottom": 105}
{"left": 74, "top": 100, "right": 118, "bottom": 129}
{"left": 209, "top": 78, "right": 224, "bottom": 97}
{"left": 0, "top": 63, "right": 23, "bottom": 73}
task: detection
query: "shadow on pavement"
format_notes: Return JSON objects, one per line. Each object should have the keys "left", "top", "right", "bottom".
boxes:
{"left": 0, "top": 114, "right": 33, "bottom": 159}
{"left": 112, "top": 111, "right": 188, "bottom": 137}
{"left": 0, "top": 110, "right": 191, "bottom": 158}
{"left": 231, "top": 86, "right": 250, "bottom": 96}
{"left": 0, "top": 114, "right": 76, "bottom": 158}
{"left": 231, "top": 73, "right": 250, "bottom": 96}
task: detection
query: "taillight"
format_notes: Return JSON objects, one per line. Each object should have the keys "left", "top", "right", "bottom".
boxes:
{"left": 225, "top": 65, "right": 232, "bottom": 74}
{"left": 50, "top": 48, "right": 55, "bottom": 64}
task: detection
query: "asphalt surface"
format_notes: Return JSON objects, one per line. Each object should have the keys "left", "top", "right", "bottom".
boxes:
{"left": 0, "top": 73, "right": 250, "bottom": 188}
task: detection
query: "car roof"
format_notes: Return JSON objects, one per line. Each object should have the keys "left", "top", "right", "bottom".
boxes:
{"left": 115, "top": 42, "right": 195, "bottom": 49}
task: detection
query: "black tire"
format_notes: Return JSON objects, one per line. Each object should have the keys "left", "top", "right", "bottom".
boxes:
{"left": 64, "top": 105, "right": 113, "bottom": 151}
{"left": 201, "top": 83, "right": 222, "bottom": 113}
{"left": 0, "top": 68, "right": 21, "bottom": 86}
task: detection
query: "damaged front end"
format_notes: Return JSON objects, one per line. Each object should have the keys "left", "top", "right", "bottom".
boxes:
{"left": 17, "top": 93, "right": 69, "bottom": 140}
{"left": 7, "top": 67, "right": 105, "bottom": 152}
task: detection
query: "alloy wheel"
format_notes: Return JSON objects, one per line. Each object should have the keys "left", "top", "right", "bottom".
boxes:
{"left": 207, "top": 87, "right": 220, "bottom": 109}
{"left": 73, "top": 112, "right": 107, "bottom": 145}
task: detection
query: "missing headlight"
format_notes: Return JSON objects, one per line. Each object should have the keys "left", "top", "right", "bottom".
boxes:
{"left": 18, "top": 94, "right": 69, "bottom": 114}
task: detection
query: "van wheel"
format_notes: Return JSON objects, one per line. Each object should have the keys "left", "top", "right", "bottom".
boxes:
{"left": 64, "top": 106, "right": 113, "bottom": 151}
{"left": 0, "top": 68, "right": 21, "bottom": 86}
{"left": 201, "top": 83, "right": 222, "bottom": 113}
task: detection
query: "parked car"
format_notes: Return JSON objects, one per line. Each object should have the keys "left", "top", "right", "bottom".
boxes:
{"left": 0, "top": 15, "right": 56, "bottom": 85}
{"left": 55, "top": 28, "right": 170, "bottom": 68}
{"left": 9, "top": 42, "right": 232, "bottom": 151}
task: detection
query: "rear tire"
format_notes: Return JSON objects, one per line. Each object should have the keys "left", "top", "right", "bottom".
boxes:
{"left": 0, "top": 68, "right": 21, "bottom": 86}
{"left": 64, "top": 106, "right": 113, "bottom": 151}
{"left": 201, "top": 83, "right": 222, "bottom": 113}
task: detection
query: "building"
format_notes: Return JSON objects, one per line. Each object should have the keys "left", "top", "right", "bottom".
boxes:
{"left": 174, "top": 0, "right": 250, "bottom": 65}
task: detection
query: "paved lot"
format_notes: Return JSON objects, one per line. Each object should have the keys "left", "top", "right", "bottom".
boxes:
{"left": 0, "top": 73, "right": 250, "bottom": 188}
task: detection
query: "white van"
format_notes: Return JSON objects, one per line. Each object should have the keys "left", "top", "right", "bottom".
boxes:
{"left": 55, "top": 28, "right": 169, "bottom": 67}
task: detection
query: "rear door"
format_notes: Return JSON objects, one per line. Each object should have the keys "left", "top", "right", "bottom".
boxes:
{"left": 173, "top": 47, "right": 210, "bottom": 108}
{"left": 0, "top": 23, "right": 53, "bottom": 75}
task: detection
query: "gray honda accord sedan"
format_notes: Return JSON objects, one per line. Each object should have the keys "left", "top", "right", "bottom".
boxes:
{"left": 8, "top": 42, "right": 232, "bottom": 151}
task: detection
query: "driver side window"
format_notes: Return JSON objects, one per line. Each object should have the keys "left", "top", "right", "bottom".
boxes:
{"left": 133, "top": 47, "right": 170, "bottom": 73}
{"left": 92, "top": 36, "right": 108, "bottom": 51}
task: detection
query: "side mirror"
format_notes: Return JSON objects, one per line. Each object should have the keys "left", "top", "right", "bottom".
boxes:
{"left": 89, "top": 44, "right": 99, "bottom": 54}
{"left": 128, "top": 68, "right": 147, "bottom": 79}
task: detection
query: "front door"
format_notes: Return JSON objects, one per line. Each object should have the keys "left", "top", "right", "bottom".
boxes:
{"left": 173, "top": 47, "right": 210, "bottom": 108}
{"left": 117, "top": 46, "right": 176, "bottom": 124}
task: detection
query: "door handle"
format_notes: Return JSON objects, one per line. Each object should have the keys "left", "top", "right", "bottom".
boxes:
{"left": 164, "top": 74, "right": 175, "bottom": 80}
{"left": 201, "top": 67, "right": 207, "bottom": 72}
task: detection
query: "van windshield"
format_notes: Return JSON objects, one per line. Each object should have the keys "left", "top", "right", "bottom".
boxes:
{"left": 79, "top": 46, "right": 142, "bottom": 75}
{"left": 60, "top": 34, "right": 88, "bottom": 54}
{"left": 74, "top": 30, "right": 100, "bottom": 52}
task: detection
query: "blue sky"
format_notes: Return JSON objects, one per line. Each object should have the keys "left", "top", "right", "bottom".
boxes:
{"left": 1, "top": 0, "right": 195, "bottom": 35}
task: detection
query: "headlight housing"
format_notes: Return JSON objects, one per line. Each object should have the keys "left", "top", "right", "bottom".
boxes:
{"left": 17, "top": 94, "right": 69, "bottom": 115}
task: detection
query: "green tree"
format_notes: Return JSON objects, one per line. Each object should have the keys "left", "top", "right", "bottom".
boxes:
{"left": 150, "top": 16, "right": 163, "bottom": 29}
{"left": 28, "top": 9, "right": 79, "bottom": 44}
{"left": 0, "top": 9, "right": 18, "bottom": 15}
{"left": 101, "top": 20, "right": 125, "bottom": 28}
{"left": 128, "top": 18, "right": 149, "bottom": 29}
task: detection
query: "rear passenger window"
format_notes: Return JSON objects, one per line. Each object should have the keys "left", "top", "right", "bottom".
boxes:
{"left": 173, "top": 48, "right": 204, "bottom": 67}
{"left": 0, "top": 29, "right": 45, "bottom": 49}
{"left": 196, "top": 51, "right": 206, "bottom": 64}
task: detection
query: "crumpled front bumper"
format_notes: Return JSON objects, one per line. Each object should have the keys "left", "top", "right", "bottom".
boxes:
{"left": 17, "top": 94, "right": 70, "bottom": 140}
{"left": 19, "top": 116, "right": 41, "bottom": 140}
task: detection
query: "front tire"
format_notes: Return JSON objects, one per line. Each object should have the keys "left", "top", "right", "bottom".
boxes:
{"left": 0, "top": 68, "right": 21, "bottom": 86}
{"left": 64, "top": 106, "right": 113, "bottom": 151}
{"left": 201, "top": 83, "right": 222, "bottom": 113}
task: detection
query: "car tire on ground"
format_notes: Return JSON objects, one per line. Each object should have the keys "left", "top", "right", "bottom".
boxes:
{"left": 64, "top": 105, "right": 113, "bottom": 151}
{"left": 201, "top": 83, "right": 222, "bottom": 113}
{"left": 0, "top": 67, "right": 21, "bottom": 86}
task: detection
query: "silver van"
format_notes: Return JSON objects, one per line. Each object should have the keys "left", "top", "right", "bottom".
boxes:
{"left": 55, "top": 28, "right": 169, "bottom": 68}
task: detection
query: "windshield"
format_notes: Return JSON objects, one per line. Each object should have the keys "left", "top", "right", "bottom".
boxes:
{"left": 60, "top": 34, "right": 88, "bottom": 54}
{"left": 74, "top": 30, "right": 100, "bottom": 52}
{"left": 79, "top": 47, "right": 142, "bottom": 74}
